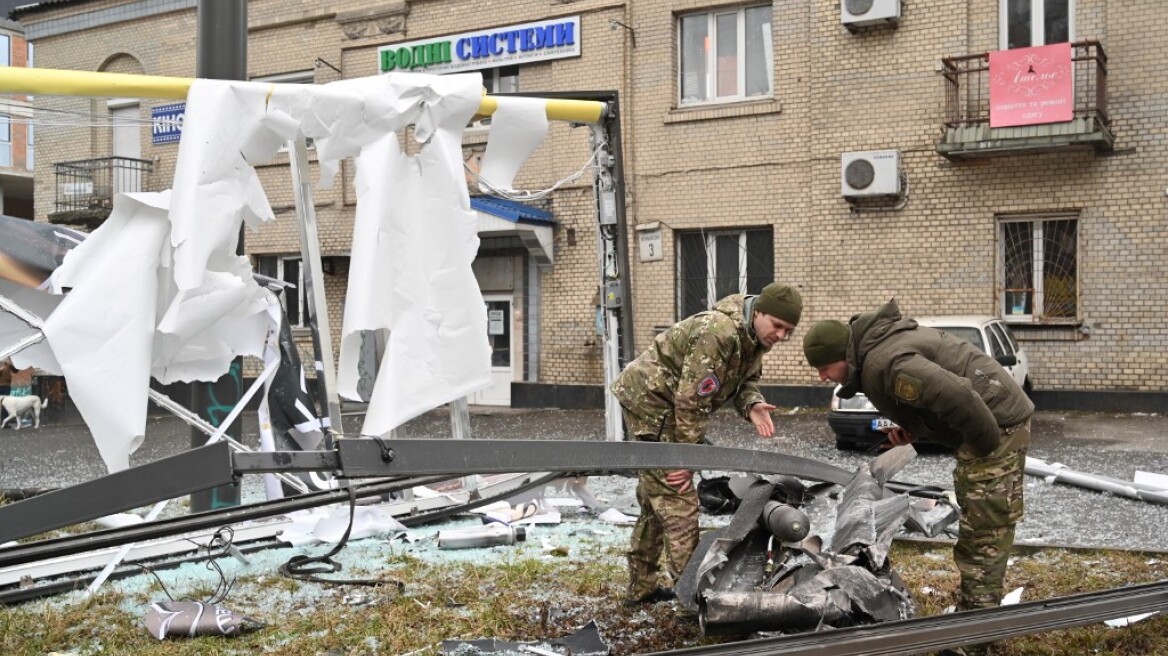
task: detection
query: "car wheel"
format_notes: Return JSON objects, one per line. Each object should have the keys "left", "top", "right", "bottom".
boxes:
{"left": 1023, "top": 377, "right": 1033, "bottom": 398}
{"left": 835, "top": 435, "right": 855, "bottom": 451}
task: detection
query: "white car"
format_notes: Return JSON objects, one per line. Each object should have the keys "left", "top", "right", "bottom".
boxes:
{"left": 828, "top": 316, "right": 1033, "bottom": 450}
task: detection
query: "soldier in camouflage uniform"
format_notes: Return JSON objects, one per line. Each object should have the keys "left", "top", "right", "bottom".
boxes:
{"left": 803, "top": 300, "right": 1033, "bottom": 655}
{"left": 612, "top": 283, "right": 803, "bottom": 604}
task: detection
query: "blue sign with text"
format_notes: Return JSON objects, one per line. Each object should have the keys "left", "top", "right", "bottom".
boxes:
{"left": 151, "top": 102, "right": 184, "bottom": 144}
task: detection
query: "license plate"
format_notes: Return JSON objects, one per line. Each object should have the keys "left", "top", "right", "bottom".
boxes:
{"left": 871, "top": 417, "right": 897, "bottom": 431}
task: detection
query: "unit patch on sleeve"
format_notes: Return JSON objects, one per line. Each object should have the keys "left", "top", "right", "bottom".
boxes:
{"left": 697, "top": 373, "right": 721, "bottom": 397}
{"left": 894, "top": 373, "right": 923, "bottom": 404}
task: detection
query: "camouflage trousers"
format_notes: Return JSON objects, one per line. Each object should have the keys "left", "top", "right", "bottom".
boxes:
{"left": 627, "top": 467, "right": 699, "bottom": 600}
{"left": 622, "top": 408, "right": 699, "bottom": 600}
{"left": 952, "top": 419, "right": 1031, "bottom": 612}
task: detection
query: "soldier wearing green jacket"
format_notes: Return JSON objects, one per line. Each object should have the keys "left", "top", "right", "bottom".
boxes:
{"left": 803, "top": 300, "right": 1033, "bottom": 655}
{"left": 612, "top": 283, "right": 803, "bottom": 604}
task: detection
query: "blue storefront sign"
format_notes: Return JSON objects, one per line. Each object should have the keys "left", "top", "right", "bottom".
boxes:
{"left": 151, "top": 102, "right": 185, "bottom": 144}
{"left": 378, "top": 16, "right": 581, "bottom": 75}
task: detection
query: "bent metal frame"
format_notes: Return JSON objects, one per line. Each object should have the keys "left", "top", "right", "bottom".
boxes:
{"left": 0, "top": 66, "right": 659, "bottom": 545}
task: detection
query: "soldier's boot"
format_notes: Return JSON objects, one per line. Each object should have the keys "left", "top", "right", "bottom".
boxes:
{"left": 625, "top": 550, "right": 663, "bottom": 604}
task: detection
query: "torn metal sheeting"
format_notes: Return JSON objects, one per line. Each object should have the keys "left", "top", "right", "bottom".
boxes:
{"left": 678, "top": 445, "right": 920, "bottom": 635}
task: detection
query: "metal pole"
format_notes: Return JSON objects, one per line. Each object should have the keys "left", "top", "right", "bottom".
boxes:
{"left": 190, "top": 0, "right": 247, "bottom": 511}
{"left": 287, "top": 136, "right": 343, "bottom": 443}
{"left": 591, "top": 123, "right": 624, "bottom": 442}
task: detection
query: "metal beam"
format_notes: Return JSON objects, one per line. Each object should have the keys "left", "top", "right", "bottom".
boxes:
{"left": 648, "top": 580, "right": 1168, "bottom": 655}
{"left": 0, "top": 442, "right": 236, "bottom": 544}
{"left": 331, "top": 439, "right": 853, "bottom": 484}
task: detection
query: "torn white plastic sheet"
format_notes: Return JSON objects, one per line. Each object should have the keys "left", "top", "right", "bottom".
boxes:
{"left": 13, "top": 72, "right": 504, "bottom": 471}
{"left": 1134, "top": 471, "right": 1168, "bottom": 490}
{"left": 277, "top": 504, "right": 407, "bottom": 547}
{"left": 333, "top": 73, "right": 505, "bottom": 436}
{"left": 477, "top": 96, "right": 549, "bottom": 193}
{"left": 1104, "top": 611, "right": 1159, "bottom": 628}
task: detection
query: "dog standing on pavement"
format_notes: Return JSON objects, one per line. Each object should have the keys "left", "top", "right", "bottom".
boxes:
{"left": 0, "top": 394, "right": 49, "bottom": 430}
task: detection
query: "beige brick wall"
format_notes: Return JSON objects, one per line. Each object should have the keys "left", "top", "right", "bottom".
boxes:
{"left": 18, "top": 0, "right": 1168, "bottom": 394}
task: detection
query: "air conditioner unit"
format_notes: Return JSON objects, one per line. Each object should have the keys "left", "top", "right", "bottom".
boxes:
{"left": 841, "top": 0, "right": 901, "bottom": 29}
{"left": 841, "top": 150, "right": 901, "bottom": 197}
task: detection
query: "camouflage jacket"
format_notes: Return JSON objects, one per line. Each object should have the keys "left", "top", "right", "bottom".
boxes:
{"left": 838, "top": 299, "right": 1034, "bottom": 456}
{"left": 611, "top": 294, "right": 768, "bottom": 444}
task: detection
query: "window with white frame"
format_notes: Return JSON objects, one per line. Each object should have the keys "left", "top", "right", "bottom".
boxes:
{"left": 677, "top": 227, "right": 774, "bottom": 319}
{"left": 998, "top": 215, "right": 1078, "bottom": 322}
{"left": 482, "top": 65, "right": 519, "bottom": 94}
{"left": 0, "top": 115, "right": 11, "bottom": 168}
{"left": 678, "top": 5, "right": 773, "bottom": 106}
{"left": 256, "top": 255, "right": 308, "bottom": 327}
{"left": 0, "top": 35, "right": 9, "bottom": 67}
{"left": 1001, "top": 0, "right": 1072, "bottom": 50}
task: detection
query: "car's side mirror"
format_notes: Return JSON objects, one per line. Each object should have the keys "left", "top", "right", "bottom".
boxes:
{"left": 996, "top": 354, "right": 1017, "bottom": 367}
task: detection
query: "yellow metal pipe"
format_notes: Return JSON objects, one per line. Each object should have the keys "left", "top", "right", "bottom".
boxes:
{"left": 0, "top": 67, "right": 606, "bottom": 124}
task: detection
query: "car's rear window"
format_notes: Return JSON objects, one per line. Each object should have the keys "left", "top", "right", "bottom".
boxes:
{"left": 938, "top": 326, "right": 984, "bottom": 352}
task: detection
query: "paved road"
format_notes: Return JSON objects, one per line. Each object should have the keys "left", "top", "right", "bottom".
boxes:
{"left": 2, "top": 407, "right": 1167, "bottom": 551}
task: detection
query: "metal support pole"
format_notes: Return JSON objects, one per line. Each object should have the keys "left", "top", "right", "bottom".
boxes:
{"left": 287, "top": 137, "right": 343, "bottom": 444}
{"left": 591, "top": 123, "right": 624, "bottom": 441}
{"left": 190, "top": 0, "right": 248, "bottom": 512}
{"left": 449, "top": 397, "right": 474, "bottom": 488}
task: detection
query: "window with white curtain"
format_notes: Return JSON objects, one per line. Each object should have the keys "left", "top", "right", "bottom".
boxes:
{"left": 679, "top": 5, "right": 773, "bottom": 106}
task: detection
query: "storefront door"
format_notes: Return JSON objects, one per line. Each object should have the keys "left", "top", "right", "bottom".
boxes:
{"left": 471, "top": 295, "right": 513, "bottom": 405}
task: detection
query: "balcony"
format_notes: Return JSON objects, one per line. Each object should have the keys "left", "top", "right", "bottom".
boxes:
{"left": 49, "top": 156, "right": 154, "bottom": 228}
{"left": 937, "top": 41, "right": 1112, "bottom": 159}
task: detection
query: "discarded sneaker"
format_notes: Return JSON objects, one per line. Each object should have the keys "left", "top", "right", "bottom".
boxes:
{"left": 624, "top": 586, "right": 676, "bottom": 607}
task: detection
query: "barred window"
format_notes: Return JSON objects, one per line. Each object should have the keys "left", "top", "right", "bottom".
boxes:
{"left": 677, "top": 227, "right": 774, "bottom": 320}
{"left": 999, "top": 215, "right": 1078, "bottom": 322}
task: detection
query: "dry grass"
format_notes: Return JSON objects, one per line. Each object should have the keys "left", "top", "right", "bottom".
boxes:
{"left": 2, "top": 540, "right": 1167, "bottom": 655}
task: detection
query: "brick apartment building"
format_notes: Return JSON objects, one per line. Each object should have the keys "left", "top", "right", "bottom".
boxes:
{"left": 11, "top": 0, "right": 1168, "bottom": 411}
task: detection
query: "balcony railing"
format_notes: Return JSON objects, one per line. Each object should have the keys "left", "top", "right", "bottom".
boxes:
{"left": 49, "top": 156, "right": 154, "bottom": 226}
{"left": 937, "top": 41, "right": 1112, "bottom": 158}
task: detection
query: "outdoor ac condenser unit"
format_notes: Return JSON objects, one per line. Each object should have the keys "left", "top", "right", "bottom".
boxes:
{"left": 841, "top": 0, "right": 901, "bottom": 29}
{"left": 841, "top": 150, "right": 901, "bottom": 197}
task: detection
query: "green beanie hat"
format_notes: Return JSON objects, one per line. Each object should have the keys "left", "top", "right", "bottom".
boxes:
{"left": 803, "top": 320, "right": 849, "bottom": 367}
{"left": 754, "top": 284, "right": 803, "bottom": 326}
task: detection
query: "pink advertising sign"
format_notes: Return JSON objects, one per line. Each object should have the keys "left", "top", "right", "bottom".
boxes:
{"left": 989, "top": 43, "right": 1074, "bottom": 128}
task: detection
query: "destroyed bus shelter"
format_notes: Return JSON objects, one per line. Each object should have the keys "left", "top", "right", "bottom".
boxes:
{"left": 3, "top": 67, "right": 1168, "bottom": 656}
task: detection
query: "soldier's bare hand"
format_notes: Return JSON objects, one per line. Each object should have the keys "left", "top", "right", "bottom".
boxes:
{"left": 883, "top": 426, "right": 915, "bottom": 445}
{"left": 665, "top": 469, "right": 694, "bottom": 493}
{"left": 749, "top": 402, "right": 777, "bottom": 438}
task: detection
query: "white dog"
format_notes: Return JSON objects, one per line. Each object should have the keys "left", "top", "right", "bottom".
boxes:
{"left": 0, "top": 394, "right": 49, "bottom": 430}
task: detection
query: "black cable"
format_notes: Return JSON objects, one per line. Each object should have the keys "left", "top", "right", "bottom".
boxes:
{"left": 278, "top": 485, "right": 403, "bottom": 590}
